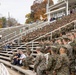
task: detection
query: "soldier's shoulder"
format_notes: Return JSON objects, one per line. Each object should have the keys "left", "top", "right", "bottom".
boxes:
{"left": 70, "top": 39, "right": 76, "bottom": 46}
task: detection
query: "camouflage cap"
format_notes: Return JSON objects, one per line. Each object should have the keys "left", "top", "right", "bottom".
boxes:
{"left": 62, "top": 35, "right": 71, "bottom": 41}
{"left": 71, "top": 29, "right": 76, "bottom": 32}
{"left": 36, "top": 47, "right": 44, "bottom": 53}
{"left": 44, "top": 46, "right": 51, "bottom": 53}
{"left": 55, "top": 37, "right": 63, "bottom": 40}
{"left": 62, "top": 35, "right": 68, "bottom": 38}
{"left": 60, "top": 45, "right": 68, "bottom": 50}
{"left": 66, "top": 33, "right": 71, "bottom": 36}
{"left": 51, "top": 46, "right": 57, "bottom": 52}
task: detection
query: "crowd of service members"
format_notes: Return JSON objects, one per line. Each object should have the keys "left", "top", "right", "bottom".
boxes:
{"left": 34, "top": 30, "right": 76, "bottom": 75}
{"left": 10, "top": 30, "right": 76, "bottom": 75}
{"left": 22, "top": 12, "right": 76, "bottom": 42}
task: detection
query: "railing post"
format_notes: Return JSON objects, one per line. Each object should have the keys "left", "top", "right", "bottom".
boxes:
{"left": 31, "top": 41, "right": 34, "bottom": 54}
{"left": 51, "top": 32, "right": 52, "bottom": 39}
{"left": 18, "top": 38, "right": 20, "bottom": 46}
{"left": 20, "top": 29, "right": 22, "bottom": 34}
{"left": 5, "top": 36, "right": 7, "bottom": 41}
{"left": 15, "top": 31, "right": 16, "bottom": 36}
{"left": 74, "top": 21, "right": 76, "bottom": 30}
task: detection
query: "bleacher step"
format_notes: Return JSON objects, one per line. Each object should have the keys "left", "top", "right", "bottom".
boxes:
{"left": 0, "top": 56, "right": 10, "bottom": 61}
{"left": 0, "top": 59, "right": 36, "bottom": 75}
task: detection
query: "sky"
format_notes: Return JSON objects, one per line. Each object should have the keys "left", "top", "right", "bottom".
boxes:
{"left": 0, "top": 0, "right": 58, "bottom": 24}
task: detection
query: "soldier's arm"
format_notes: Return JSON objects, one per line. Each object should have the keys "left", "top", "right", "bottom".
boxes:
{"left": 46, "top": 56, "right": 53, "bottom": 70}
{"left": 34, "top": 55, "right": 40, "bottom": 66}
{"left": 34, "top": 55, "right": 41, "bottom": 72}
{"left": 54, "top": 57, "right": 62, "bottom": 71}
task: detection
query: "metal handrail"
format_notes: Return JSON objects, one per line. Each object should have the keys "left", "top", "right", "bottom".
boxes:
{"left": 1, "top": 31, "right": 16, "bottom": 41}
{"left": 1, "top": 20, "right": 75, "bottom": 55}
{"left": 1, "top": 18, "right": 75, "bottom": 47}
{"left": 0, "top": 21, "right": 45, "bottom": 44}
{"left": 2, "top": 22, "right": 42, "bottom": 40}
{"left": 0, "top": 29, "right": 6, "bottom": 34}
{"left": 1, "top": 21, "right": 49, "bottom": 45}
{"left": 14, "top": 20, "right": 76, "bottom": 50}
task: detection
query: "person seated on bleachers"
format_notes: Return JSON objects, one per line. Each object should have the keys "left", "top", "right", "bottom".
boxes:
{"left": 3, "top": 43, "right": 11, "bottom": 51}
{"left": 7, "top": 43, "right": 11, "bottom": 49}
{"left": 11, "top": 50, "right": 21, "bottom": 65}
{"left": 22, "top": 49, "right": 34, "bottom": 69}
{"left": 34, "top": 47, "right": 46, "bottom": 75}
{"left": 17, "top": 50, "right": 26, "bottom": 66}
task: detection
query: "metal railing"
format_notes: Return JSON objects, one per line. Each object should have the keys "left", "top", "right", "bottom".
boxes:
{"left": 9, "top": 20, "right": 76, "bottom": 54}
{"left": 0, "top": 21, "right": 50, "bottom": 45}
{"left": 1, "top": 31, "right": 16, "bottom": 42}
{"left": 2, "top": 22, "right": 47, "bottom": 42}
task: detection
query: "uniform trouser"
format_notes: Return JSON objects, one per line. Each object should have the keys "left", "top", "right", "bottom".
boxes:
{"left": 37, "top": 68, "right": 46, "bottom": 75}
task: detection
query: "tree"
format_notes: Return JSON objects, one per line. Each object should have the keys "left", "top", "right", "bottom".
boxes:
{"left": 25, "top": 0, "right": 54, "bottom": 23}
{"left": 7, "top": 17, "right": 18, "bottom": 27}
{"left": 1, "top": 17, "right": 7, "bottom": 27}
{"left": 25, "top": 13, "right": 34, "bottom": 24}
{"left": 0, "top": 19, "right": 2, "bottom": 28}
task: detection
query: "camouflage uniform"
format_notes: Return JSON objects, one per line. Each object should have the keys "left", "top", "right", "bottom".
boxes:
{"left": 64, "top": 44, "right": 73, "bottom": 59}
{"left": 70, "top": 39, "right": 76, "bottom": 74}
{"left": 46, "top": 54, "right": 59, "bottom": 75}
{"left": 22, "top": 55, "right": 34, "bottom": 68}
{"left": 54, "top": 53, "right": 70, "bottom": 75}
{"left": 10, "top": 53, "right": 16, "bottom": 63}
{"left": 56, "top": 44, "right": 62, "bottom": 54}
{"left": 23, "top": 48, "right": 34, "bottom": 68}
{"left": 34, "top": 53, "right": 46, "bottom": 75}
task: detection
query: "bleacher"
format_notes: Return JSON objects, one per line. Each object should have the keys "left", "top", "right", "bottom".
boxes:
{"left": 22, "top": 12, "right": 76, "bottom": 42}
{"left": 0, "top": 21, "right": 49, "bottom": 46}
{"left": 0, "top": 10, "right": 76, "bottom": 75}
{"left": 0, "top": 18, "right": 76, "bottom": 75}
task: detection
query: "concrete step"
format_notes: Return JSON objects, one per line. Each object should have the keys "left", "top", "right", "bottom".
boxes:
{"left": 7, "top": 67, "right": 21, "bottom": 75}
{"left": 0, "top": 53, "right": 12, "bottom": 57}
{"left": 0, "top": 59, "right": 36, "bottom": 75}
{"left": 0, "top": 56, "right": 10, "bottom": 61}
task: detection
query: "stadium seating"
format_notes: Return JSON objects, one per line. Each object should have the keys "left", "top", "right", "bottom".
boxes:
{"left": 0, "top": 11, "right": 76, "bottom": 75}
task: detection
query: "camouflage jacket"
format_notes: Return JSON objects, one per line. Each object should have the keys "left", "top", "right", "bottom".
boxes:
{"left": 54, "top": 53, "right": 70, "bottom": 75}
{"left": 34, "top": 53, "right": 46, "bottom": 72}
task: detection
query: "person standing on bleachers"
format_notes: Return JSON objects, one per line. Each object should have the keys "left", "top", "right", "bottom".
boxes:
{"left": 45, "top": 46, "right": 59, "bottom": 75}
{"left": 66, "top": 32, "right": 76, "bottom": 75}
{"left": 34, "top": 47, "right": 46, "bottom": 75}
{"left": 53, "top": 46, "right": 70, "bottom": 75}
{"left": 62, "top": 35, "right": 73, "bottom": 58}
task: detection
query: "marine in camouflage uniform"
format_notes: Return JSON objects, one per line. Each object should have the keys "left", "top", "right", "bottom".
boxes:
{"left": 70, "top": 38, "right": 76, "bottom": 75}
{"left": 54, "top": 37, "right": 63, "bottom": 54}
{"left": 54, "top": 46, "right": 70, "bottom": 75}
{"left": 22, "top": 49, "right": 34, "bottom": 69}
{"left": 34, "top": 47, "right": 46, "bottom": 75}
{"left": 67, "top": 33, "right": 76, "bottom": 75}
{"left": 62, "top": 35, "right": 73, "bottom": 58}
{"left": 46, "top": 46, "right": 59, "bottom": 75}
